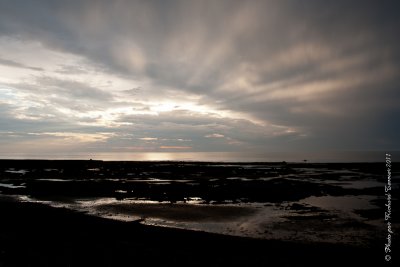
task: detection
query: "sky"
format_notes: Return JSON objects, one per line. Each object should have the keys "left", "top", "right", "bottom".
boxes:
{"left": 0, "top": 0, "right": 399, "bottom": 158}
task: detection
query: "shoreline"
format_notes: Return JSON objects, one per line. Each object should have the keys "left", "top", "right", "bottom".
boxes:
{"left": 0, "top": 198, "right": 385, "bottom": 266}
{"left": 1, "top": 160, "right": 398, "bottom": 266}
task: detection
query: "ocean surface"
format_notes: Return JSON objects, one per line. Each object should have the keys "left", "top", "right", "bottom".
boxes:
{"left": 0, "top": 150, "right": 398, "bottom": 162}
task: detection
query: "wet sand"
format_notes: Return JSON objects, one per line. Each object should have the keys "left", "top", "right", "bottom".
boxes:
{"left": 0, "top": 197, "right": 385, "bottom": 267}
{"left": 97, "top": 202, "right": 257, "bottom": 222}
{"left": 0, "top": 160, "right": 398, "bottom": 266}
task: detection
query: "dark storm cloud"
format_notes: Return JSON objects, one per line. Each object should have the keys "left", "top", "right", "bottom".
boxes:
{"left": 0, "top": 0, "right": 399, "bottom": 152}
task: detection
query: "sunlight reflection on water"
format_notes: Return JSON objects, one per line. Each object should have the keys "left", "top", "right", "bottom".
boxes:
{"left": 10, "top": 194, "right": 383, "bottom": 246}
{"left": 0, "top": 189, "right": 387, "bottom": 247}
{"left": 1, "top": 151, "right": 397, "bottom": 162}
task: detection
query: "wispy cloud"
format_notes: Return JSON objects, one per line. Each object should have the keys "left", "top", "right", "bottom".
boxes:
{"left": 0, "top": 57, "right": 43, "bottom": 71}
{"left": 159, "top": 146, "right": 192, "bottom": 150}
{"left": 205, "top": 134, "right": 225, "bottom": 138}
{"left": 139, "top": 137, "right": 158, "bottom": 141}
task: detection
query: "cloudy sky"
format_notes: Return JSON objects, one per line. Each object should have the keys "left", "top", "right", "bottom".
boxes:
{"left": 0, "top": 0, "right": 399, "bottom": 157}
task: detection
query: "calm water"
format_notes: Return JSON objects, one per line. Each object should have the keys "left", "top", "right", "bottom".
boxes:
{"left": 0, "top": 151, "right": 398, "bottom": 162}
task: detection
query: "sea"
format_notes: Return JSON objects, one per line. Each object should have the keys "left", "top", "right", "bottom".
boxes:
{"left": 0, "top": 150, "right": 398, "bottom": 162}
